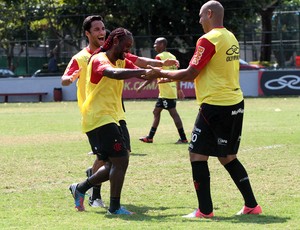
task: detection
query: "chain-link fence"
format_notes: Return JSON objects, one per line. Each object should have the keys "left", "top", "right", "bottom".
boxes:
{"left": 1, "top": 31, "right": 299, "bottom": 76}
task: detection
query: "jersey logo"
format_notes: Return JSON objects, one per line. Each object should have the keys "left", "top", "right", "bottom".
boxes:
{"left": 113, "top": 142, "right": 122, "bottom": 152}
{"left": 226, "top": 45, "right": 240, "bottom": 62}
{"left": 226, "top": 45, "right": 239, "bottom": 55}
{"left": 191, "top": 46, "right": 205, "bottom": 65}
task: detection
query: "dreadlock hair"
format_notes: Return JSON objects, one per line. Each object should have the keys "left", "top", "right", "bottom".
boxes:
{"left": 88, "top": 28, "right": 132, "bottom": 64}
{"left": 88, "top": 47, "right": 101, "bottom": 64}
{"left": 101, "top": 28, "right": 132, "bottom": 52}
{"left": 105, "top": 29, "right": 111, "bottom": 40}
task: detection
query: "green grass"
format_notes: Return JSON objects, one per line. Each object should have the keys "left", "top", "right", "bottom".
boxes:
{"left": 0, "top": 98, "right": 299, "bottom": 230}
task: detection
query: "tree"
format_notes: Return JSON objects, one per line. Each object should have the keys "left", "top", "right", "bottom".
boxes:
{"left": 0, "top": 0, "right": 30, "bottom": 71}
{"left": 0, "top": 0, "right": 299, "bottom": 73}
{"left": 258, "top": 1, "right": 280, "bottom": 62}
{"left": 224, "top": 0, "right": 300, "bottom": 65}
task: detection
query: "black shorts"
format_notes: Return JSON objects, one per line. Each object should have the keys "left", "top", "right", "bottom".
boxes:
{"left": 155, "top": 98, "right": 176, "bottom": 110}
{"left": 86, "top": 123, "right": 128, "bottom": 161}
{"left": 188, "top": 100, "right": 244, "bottom": 157}
{"left": 119, "top": 119, "right": 131, "bottom": 152}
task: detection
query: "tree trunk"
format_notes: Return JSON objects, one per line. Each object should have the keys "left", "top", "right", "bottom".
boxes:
{"left": 7, "top": 43, "right": 15, "bottom": 71}
{"left": 260, "top": 8, "right": 274, "bottom": 62}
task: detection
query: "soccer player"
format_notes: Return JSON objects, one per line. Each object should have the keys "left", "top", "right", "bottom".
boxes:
{"left": 61, "top": 15, "right": 107, "bottom": 208}
{"left": 69, "top": 27, "right": 156, "bottom": 214}
{"left": 61, "top": 16, "right": 180, "bottom": 208}
{"left": 144, "top": 0, "right": 262, "bottom": 218}
{"left": 138, "top": 37, "right": 188, "bottom": 144}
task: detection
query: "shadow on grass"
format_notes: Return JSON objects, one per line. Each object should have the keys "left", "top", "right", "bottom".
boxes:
{"left": 190, "top": 215, "right": 290, "bottom": 225}
{"left": 130, "top": 152, "right": 147, "bottom": 157}
{"left": 94, "top": 204, "right": 170, "bottom": 220}
{"left": 96, "top": 205, "right": 289, "bottom": 225}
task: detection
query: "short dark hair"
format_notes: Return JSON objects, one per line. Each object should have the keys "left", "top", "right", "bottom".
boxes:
{"left": 82, "top": 15, "right": 103, "bottom": 32}
{"left": 156, "top": 37, "right": 168, "bottom": 47}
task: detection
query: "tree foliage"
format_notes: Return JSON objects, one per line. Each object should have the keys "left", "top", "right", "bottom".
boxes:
{"left": 0, "top": 0, "right": 299, "bottom": 72}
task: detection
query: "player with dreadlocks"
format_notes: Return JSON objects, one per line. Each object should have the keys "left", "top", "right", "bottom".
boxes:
{"left": 69, "top": 28, "right": 155, "bottom": 215}
{"left": 62, "top": 16, "right": 179, "bottom": 209}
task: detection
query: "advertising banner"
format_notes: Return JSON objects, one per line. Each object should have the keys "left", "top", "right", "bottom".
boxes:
{"left": 258, "top": 70, "right": 300, "bottom": 96}
{"left": 122, "top": 78, "right": 196, "bottom": 99}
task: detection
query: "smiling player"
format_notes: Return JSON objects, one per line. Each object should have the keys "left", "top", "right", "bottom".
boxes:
{"left": 61, "top": 15, "right": 107, "bottom": 208}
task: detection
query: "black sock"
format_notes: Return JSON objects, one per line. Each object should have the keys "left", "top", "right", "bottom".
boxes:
{"left": 76, "top": 179, "right": 93, "bottom": 194}
{"left": 91, "top": 184, "right": 102, "bottom": 200}
{"left": 108, "top": 197, "right": 120, "bottom": 213}
{"left": 191, "top": 161, "right": 213, "bottom": 214}
{"left": 86, "top": 167, "right": 92, "bottom": 177}
{"left": 85, "top": 167, "right": 102, "bottom": 200}
{"left": 178, "top": 128, "right": 187, "bottom": 140}
{"left": 224, "top": 158, "right": 258, "bottom": 208}
{"left": 148, "top": 127, "right": 157, "bottom": 139}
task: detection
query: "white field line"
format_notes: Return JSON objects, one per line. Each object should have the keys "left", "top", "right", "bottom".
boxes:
{"left": 240, "top": 144, "right": 284, "bottom": 152}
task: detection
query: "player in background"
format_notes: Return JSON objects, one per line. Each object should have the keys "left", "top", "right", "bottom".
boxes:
{"left": 138, "top": 37, "right": 188, "bottom": 144}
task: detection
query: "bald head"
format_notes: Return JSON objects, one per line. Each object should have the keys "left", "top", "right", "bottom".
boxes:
{"left": 199, "top": 0, "right": 224, "bottom": 32}
{"left": 202, "top": 0, "right": 224, "bottom": 18}
{"left": 154, "top": 37, "right": 168, "bottom": 53}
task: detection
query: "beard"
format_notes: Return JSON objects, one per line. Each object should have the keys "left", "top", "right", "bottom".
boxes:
{"left": 118, "top": 52, "right": 125, "bottom": 60}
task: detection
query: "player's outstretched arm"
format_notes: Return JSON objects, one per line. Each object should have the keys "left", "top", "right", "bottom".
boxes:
{"left": 144, "top": 65, "right": 199, "bottom": 82}
{"left": 136, "top": 79, "right": 153, "bottom": 93}
{"left": 163, "top": 59, "right": 180, "bottom": 68}
{"left": 134, "top": 57, "right": 179, "bottom": 68}
{"left": 61, "top": 68, "right": 82, "bottom": 86}
{"left": 104, "top": 67, "right": 150, "bottom": 80}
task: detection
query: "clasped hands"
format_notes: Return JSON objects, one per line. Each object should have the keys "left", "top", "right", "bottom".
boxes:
{"left": 142, "top": 65, "right": 171, "bottom": 83}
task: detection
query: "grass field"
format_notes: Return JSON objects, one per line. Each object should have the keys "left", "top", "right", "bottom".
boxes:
{"left": 0, "top": 97, "right": 299, "bottom": 230}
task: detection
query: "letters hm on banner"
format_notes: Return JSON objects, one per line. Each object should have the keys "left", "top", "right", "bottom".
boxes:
{"left": 123, "top": 78, "right": 196, "bottom": 99}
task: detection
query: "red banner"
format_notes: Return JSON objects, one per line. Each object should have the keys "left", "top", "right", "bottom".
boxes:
{"left": 123, "top": 78, "right": 196, "bottom": 99}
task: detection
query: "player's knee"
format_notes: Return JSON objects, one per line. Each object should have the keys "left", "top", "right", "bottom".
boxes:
{"left": 218, "top": 155, "right": 237, "bottom": 165}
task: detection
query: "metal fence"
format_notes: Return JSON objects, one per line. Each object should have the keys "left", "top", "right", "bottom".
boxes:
{"left": 1, "top": 31, "right": 300, "bottom": 75}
